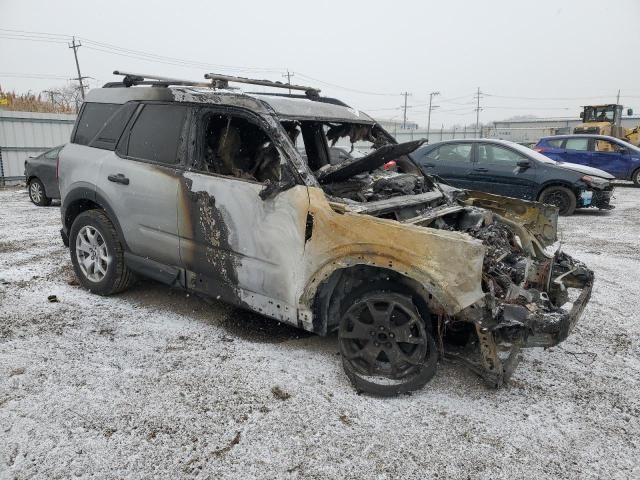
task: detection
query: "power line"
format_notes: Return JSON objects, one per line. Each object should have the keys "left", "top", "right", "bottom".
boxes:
{"left": 483, "top": 92, "right": 628, "bottom": 101}
{"left": 0, "top": 28, "right": 70, "bottom": 38}
{"left": 295, "top": 72, "right": 398, "bottom": 97}
{"left": 0, "top": 72, "right": 69, "bottom": 80}
{"left": 0, "top": 34, "right": 68, "bottom": 44}
{"left": 0, "top": 28, "right": 283, "bottom": 75}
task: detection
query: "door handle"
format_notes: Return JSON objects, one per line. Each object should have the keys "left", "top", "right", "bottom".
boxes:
{"left": 473, "top": 168, "right": 489, "bottom": 172}
{"left": 422, "top": 163, "right": 435, "bottom": 168}
{"left": 107, "top": 173, "right": 130, "bottom": 185}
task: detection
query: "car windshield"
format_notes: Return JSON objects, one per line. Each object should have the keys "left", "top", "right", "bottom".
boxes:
{"left": 509, "top": 142, "right": 558, "bottom": 164}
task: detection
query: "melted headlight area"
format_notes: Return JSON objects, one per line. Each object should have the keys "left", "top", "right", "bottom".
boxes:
{"left": 424, "top": 206, "right": 595, "bottom": 387}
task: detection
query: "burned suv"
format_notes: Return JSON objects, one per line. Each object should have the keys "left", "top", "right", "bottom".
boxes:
{"left": 58, "top": 71, "right": 593, "bottom": 396}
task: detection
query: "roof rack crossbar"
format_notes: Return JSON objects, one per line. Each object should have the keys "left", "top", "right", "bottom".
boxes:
{"left": 204, "top": 73, "right": 320, "bottom": 98}
{"left": 111, "top": 70, "right": 321, "bottom": 99}
{"left": 113, "top": 70, "right": 211, "bottom": 88}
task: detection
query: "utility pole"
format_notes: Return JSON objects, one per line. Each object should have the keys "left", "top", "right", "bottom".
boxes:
{"left": 616, "top": 89, "right": 620, "bottom": 105}
{"left": 282, "top": 70, "right": 294, "bottom": 95}
{"left": 426, "top": 91, "right": 440, "bottom": 142}
{"left": 401, "top": 92, "right": 412, "bottom": 129}
{"left": 68, "top": 36, "right": 87, "bottom": 99}
{"left": 474, "top": 87, "right": 483, "bottom": 136}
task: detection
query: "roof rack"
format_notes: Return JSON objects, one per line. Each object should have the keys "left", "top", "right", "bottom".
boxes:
{"left": 108, "top": 70, "right": 321, "bottom": 99}
{"left": 205, "top": 73, "right": 320, "bottom": 98}
{"left": 112, "top": 71, "right": 211, "bottom": 88}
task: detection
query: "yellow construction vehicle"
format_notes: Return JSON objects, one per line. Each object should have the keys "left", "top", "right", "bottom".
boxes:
{"left": 574, "top": 104, "right": 640, "bottom": 146}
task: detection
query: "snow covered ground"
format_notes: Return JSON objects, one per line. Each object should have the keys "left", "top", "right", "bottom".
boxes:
{"left": 1, "top": 185, "right": 638, "bottom": 479}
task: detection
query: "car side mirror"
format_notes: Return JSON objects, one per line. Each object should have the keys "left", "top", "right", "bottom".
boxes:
{"left": 517, "top": 160, "right": 531, "bottom": 169}
{"left": 579, "top": 112, "right": 584, "bottom": 119}
{"left": 627, "top": 108, "right": 633, "bottom": 116}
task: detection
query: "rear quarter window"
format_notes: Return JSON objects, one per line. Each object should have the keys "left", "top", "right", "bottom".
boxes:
{"left": 125, "top": 103, "right": 187, "bottom": 165}
{"left": 73, "top": 102, "right": 120, "bottom": 146}
{"left": 90, "top": 103, "right": 138, "bottom": 151}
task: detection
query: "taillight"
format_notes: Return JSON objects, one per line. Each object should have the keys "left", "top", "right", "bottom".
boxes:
{"left": 383, "top": 160, "right": 397, "bottom": 170}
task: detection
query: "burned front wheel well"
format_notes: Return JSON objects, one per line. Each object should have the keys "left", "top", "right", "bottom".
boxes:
{"left": 312, "top": 265, "right": 440, "bottom": 336}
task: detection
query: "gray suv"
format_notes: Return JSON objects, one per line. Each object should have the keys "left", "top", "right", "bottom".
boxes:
{"left": 58, "top": 71, "right": 594, "bottom": 396}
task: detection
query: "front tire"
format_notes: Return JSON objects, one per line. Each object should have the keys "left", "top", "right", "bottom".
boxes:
{"left": 632, "top": 168, "right": 640, "bottom": 186}
{"left": 28, "top": 178, "right": 51, "bottom": 206}
{"left": 338, "top": 286, "right": 438, "bottom": 397}
{"left": 69, "top": 210, "right": 135, "bottom": 295}
{"left": 539, "top": 186, "right": 577, "bottom": 216}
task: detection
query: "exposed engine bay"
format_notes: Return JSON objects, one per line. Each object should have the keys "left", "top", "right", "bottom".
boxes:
{"left": 289, "top": 120, "right": 594, "bottom": 386}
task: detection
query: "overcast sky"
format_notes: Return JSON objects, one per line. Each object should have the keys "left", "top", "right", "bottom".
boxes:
{"left": 2, "top": 0, "right": 640, "bottom": 127}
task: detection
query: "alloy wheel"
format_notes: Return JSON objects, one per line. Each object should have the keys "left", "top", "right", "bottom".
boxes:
{"left": 339, "top": 293, "right": 429, "bottom": 380}
{"left": 30, "top": 182, "right": 42, "bottom": 204}
{"left": 75, "top": 225, "right": 111, "bottom": 282}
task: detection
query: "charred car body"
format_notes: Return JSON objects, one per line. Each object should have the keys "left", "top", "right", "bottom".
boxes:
{"left": 57, "top": 72, "right": 593, "bottom": 396}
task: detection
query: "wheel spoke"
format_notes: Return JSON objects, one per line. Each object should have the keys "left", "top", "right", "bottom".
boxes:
{"left": 341, "top": 314, "right": 373, "bottom": 340}
{"left": 95, "top": 261, "right": 106, "bottom": 275}
{"left": 391, "top": 322, "right": 426, "bottom": 345}
{"left": 366, "top": 300, "right": 395, "bottom": 324}
{"left": 86, "top": 228, "right": 96, "bottom": 245}
{"left": 387, "top": 343, "right": 423, "bottom": 366}
{"left": 76, "top": 238, "right": 91, "bottom": 254}
{"left": 82, "top": 256, "right": 93, "bottom": 272}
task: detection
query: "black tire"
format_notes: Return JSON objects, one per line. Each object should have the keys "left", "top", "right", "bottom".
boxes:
{"left": 28, "top": 178, "right": 51, "bottom": 206}
{"left": 338, "top": 281, "right": 438, "bottom": 397}
{"left": 69, "top": 210, "right": 135, "bottom": 295}
{"left": 632, "top": 168, "right": 640, "bottom": 186}
{"left": 539, "top": 186, "right": 577, "bottom": 216}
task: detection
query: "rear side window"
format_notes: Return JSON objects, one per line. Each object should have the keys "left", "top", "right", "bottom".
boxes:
{"left": 478, "top": 144, "right": 527, "bottom": 164}
{"left": 43, "top": 146, "right": 62, "bottom": 159}
{"left": 90, "top": 103, "right": 138, "bottom": 151}
{"left": 126, "top": 104, "right": 187, "bottom": 165}
{"left": 565, "top": 138, "right": 589, "bottom": 151}
{"left": 73, "top": 103, "right": 120, "bottom": 145}
{"left": 546, "top": 139, "right": 564, "bottom": 148}
{"left": 426, "top": 143, "right": 472, "bottom": 162}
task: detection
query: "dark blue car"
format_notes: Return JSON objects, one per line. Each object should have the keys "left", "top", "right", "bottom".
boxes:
{"left": 412, "top": 139, "right": 614, "bottom": 215}
{"left": 535, "top": 134, "right": 640, "bottom": 185}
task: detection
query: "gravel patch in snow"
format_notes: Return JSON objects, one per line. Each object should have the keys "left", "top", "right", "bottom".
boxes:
{"left": 0, "top": 186, "right": 639, "bottom": 479}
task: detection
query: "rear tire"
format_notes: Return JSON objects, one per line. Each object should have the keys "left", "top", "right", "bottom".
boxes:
{"left": 28, "top": 178, "right": 51, "bottom": 206}
{"left": 539, "top": 186, "right": 577, "bottom": 216}
{"left": 69, "top": 210, "right": 135, "bottom": 295}
{"left": 632, "top": 168, "right": 640, "bottom": 186}
{"left": 338, "top": 281, "right": 438, "bottom": 397}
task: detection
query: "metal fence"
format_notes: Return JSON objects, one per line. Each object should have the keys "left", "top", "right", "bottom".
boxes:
{"left": 386, "top": 126, "right": 482, "bottom": 144}
{"left": 0, "top": 110, "right": 76, "bottom": 183}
